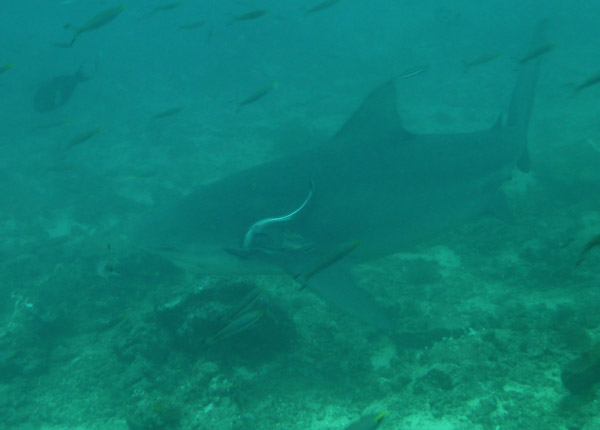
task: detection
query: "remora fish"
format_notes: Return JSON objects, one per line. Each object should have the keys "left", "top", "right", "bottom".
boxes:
{"left": 34, "top": 68, "right": 88, "bottom": 112}
{"left": 242, "top": 182, "right": 313, "bottom": 250}
{"left": 65, "top": 5, "right": 124, "bottom": 47}
{"left": 134, "top": 21, "right": 547, "bottom": 330}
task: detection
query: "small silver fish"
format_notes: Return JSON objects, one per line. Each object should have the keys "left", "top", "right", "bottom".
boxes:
{"left": 236, "top": 81, "right": 277, "bottom": 112}
{"left": 230, "top": 9, "right": 268, "bottom": 22}
{"left": 151, "top": 105, "right": 186, "bottom": 119}
{"left": 96, "top": 244, "right": 119, "bottom": 281}
{"left": 305, "top": 0, "right": 341, "bottom": 15}
{"left": 32, "top": 119, "right": 69, "bottom": 131}
{"left": 177, "top": 20, "right": 206, "bottom": 30}
{"left": 0, "top": 63, "right": 14, "bottom": 75}
{"left": 575, "top": 71, "right": 600, "bottom": 93}
{"left": 462, "top": 52, "right": 500, "bottom": 73}
{"left": 138, "top": 2, "right": 184, "bottom": 22}
{"left": 152, "top": 2, "right": 183, "bottom": 12}
{"left": 64, "top": 126, "right": 102, "bottom": 151}
{"left": 66, "top": 5, "right": 125, "bottom": 46}
{"left": 395, "top": 65, "right": 428, "bottom": 79}
{"left": 518, "top": 43, "right": 555, "bottom": 64}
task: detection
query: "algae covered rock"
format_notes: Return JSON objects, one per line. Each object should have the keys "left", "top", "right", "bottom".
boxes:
{"left": 153, "top": 280, "right": 297, "bottom": 366}
{"left": 414, "top": 368, "right": 454, "bottom": 394}
{"left": 561, "top": 343, "right": 600, "bottom": 397}
{"left": 126, "top": 398, "right": 182, "bottom": 430}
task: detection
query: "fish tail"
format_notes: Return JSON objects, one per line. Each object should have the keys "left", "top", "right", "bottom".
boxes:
{"left": 461, "top": 60, "right": 470, "bottom": 74}
{"left": 75, "top": 65, "right": 87, "bottom": 81}
{"left": 506, "top": 19, "right": 547, "bottom": 172}
{"left": 375, "top": 411, "right": 388, "bottom": 422}
{"left": 293, "top": 272, "right": 308, "bottom": 290}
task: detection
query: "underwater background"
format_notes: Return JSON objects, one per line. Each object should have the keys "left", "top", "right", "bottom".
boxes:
{"left": 1, "top": 0, "right": 600, "bottom": 429}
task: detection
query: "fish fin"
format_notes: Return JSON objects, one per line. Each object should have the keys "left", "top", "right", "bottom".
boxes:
{"left": 332, "top": 80, "right": 412, "bottom": 145}
{"left": 507, "top": 20, "right": 547, "bottom": 143}
{"left": 75, "top": 64, "right": 92, "bottom": 81}
{"left": 224, "top": 247, "right": 251, "bottom": 259}
{"left": 305, "top": 265, "right": 393, "bottom": 330}
{"left": 517, "top": 148, "right": 531, "bottom": 172}
{"left": 486, "top": 192, "right": 514, "bottom": 224}
{"left": 492, "top": 113, "right": 503, "bottom": 130}
{"left": 506, "top": 20, "right": 547, "bottom": 177}
{"left": 375, "top": 411, "right": 387, "bottom": 422}
{"left": 294, "top": 273, "right": 308, "bottom": 290}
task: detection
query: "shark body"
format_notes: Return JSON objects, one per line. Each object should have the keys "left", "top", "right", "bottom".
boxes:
{"left": 137, "top": 22, "right": 546, "bottom": 329}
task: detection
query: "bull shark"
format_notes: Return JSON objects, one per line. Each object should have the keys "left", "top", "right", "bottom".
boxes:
{"left": 136, "top": 21, "right": 546, "bottom": 330}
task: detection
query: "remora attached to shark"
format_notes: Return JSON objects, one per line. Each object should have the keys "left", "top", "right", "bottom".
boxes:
{"left": 137, "top": 22, "right": 546, "bottom": 330}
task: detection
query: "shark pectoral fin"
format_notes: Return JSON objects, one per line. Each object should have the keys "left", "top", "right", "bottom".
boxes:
{"left": 305, "top": 265, "right": 393, "bottom": 331}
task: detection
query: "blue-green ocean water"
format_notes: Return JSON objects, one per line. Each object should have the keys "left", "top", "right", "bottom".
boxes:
{"left": 1, "top": 1, "right": 600, "bottom": 429}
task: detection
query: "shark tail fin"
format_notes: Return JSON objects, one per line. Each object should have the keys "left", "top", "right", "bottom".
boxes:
{"left": 506, "top": 20, "right": 548, "bottom": 172}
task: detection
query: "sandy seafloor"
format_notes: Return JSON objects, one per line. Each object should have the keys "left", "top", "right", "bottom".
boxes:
{"left": 2, "top": 17, "right": 600, "bottom": 430}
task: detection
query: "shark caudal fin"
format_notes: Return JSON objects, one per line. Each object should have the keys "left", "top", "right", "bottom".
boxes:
{"left": 506, "top": 20, "right": 548, "bottom": 172}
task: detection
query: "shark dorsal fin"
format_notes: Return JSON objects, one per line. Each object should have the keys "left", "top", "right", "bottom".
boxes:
{"left": 332, "top": 80, "right": 412, "bottom": 144}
